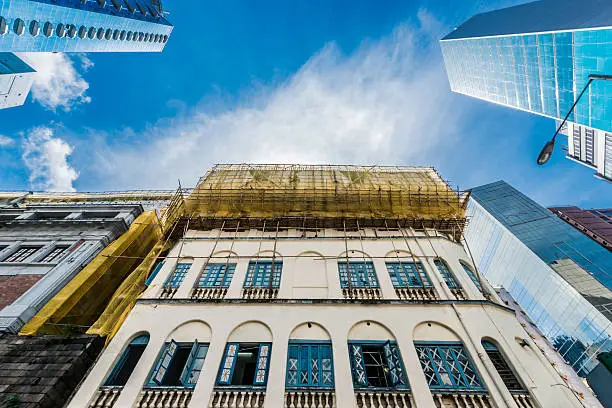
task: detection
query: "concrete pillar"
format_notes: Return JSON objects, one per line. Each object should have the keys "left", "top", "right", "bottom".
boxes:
{"left": 372, "top": 258, "right": 398, "bottom": 299}
{"left": 188, "top": 329, "right": 229, "bottom": 408}
{"left": 264, "top": 330, "right": 289, "bottom": 408}
{"left": 226, "top": 258, "right": 249, "bottom": 298}
{"left": 176, "top": 257, "right": 206, "bottom": 298}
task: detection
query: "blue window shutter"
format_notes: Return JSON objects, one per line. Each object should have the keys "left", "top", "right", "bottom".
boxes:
{"left": 286, "top": 344, "right": 299, "bottom": 387}
{"left": 145, "top": 261, "right": 164, "bottom": 286}
{"left": 320, "top": 344, "right": 334, "bottom": 387}
{"left": 218, "top": 343, "right": 239, "bottom": 385}
{"left": 253, "top": 343, "right": 271, "bottom": 385}
{"left": 152, "top": 340, "right": 178, "bottom": 385}
{"left": 179, "top": 340, "right": 199, "bottom": 386}
{"left": 349, "top": 343, "right": 368, "bottom": 387}
{"left": 384, "top": 341, "right": 407, "bottom": 387}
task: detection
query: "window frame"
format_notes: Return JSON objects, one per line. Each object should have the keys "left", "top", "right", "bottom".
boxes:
{"left": 2, "top": 245, "right": 43, "bottom": 263}
{"left": 386, "top": 261, "right": 432, "bottom": 288}
{"left": 40, "top": 245, "right": 71, "bottom": 263}
{"left": 460, "top": 261, "right": 482, "bottom": 291}
{"left": 286, "top": 340, "right": 334, "bottom": 390}
{"left": 198, "top": 263, "right": 236, "bottom": 288}
{"left": 414, "top": 341, "right": 484, "bottom": 391}
{"left": 338, "top": 261, "right": 379, "bottom": 288}
{"left": 216, "top": 342, "right": 272, "bottom": 388}
{"left": 348, "top": 340, "right": 408, "bottom": 390}
{"left": 434, "top": 259, "right": 461, "bottom": 289}
{"left": 481, "top": 340, "right": 525, "bottom": 393}
{"left": 164, "top": 262, "right": 192, "bottom": 288}
{"left": 104, "top": 334, "right": 149, "bottom": 387}
{"left": 147, "top": 340, "right": 209, "bottom": 388}
{"left": 243, "top": 260, "right": 282, "bottom": 288}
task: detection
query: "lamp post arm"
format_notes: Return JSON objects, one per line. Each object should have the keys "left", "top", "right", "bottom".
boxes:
{"left": 550, "top": 78, "right": 593, "bottom": 143}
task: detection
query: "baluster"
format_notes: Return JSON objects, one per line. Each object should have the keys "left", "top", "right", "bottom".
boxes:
{"left": 244, "top": 391, "right": 253, "bottom": 408}
{"left": 296, "top": 391, "right": 303, "bottom": 408}
{"left": 375, "top": 392, "right": 383, "bottom": 408}
{"left": 434, "top": 394, "right": 444, "bottom": 408}
{"left": 477, "top": 395, "right": 487, "bottom": 408}
{"left": 316, "top": 392, "right": 323, "bottom": 408}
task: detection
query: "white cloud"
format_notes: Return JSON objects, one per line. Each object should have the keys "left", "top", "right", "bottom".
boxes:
{"left": 87, "top": 11, "right": 471, "bottom": 189}
{"left": 15, "top": 52, "right": 92, "bottom": 111}
{"left": 0, "top": 135, "right": 15, "bottom": 147}
{"left": 22, "top": 126, "right": 79, "bottom": 192}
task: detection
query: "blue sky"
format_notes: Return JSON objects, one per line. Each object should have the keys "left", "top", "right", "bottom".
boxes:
{"left": 0, "top": 0, "right": 610, "bottom": 208}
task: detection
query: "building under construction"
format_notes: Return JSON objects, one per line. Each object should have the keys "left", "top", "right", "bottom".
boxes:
{"left": 0, "top": 165, "right": 595, "bottom": 408}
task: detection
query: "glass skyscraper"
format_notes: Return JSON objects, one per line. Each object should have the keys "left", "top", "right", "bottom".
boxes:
{"left": 0, "top": 51, "right": 34, "bottom": 109}
{"left": 465, "top": 180, "right": 612, "bottom": 376}
{"left": 440, "top": 0, "right": 612, "bottom": 181}
{"left": 0, "top": 0, "right": 173, "bottom": 53}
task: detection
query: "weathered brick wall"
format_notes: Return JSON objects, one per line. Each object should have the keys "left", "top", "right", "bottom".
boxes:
{"left": 0, "top": 276, "right": 44, "bottom": 310}
{"left": 0, "top": 334, "right": 104, "bottom": 408}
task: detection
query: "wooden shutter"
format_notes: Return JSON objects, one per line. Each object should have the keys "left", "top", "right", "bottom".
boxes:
{"left": 152, "top": 340, "right": 178, "bottom": 385}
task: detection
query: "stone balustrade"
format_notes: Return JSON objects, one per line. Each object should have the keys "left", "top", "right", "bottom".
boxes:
{"left": 208, "top": 390, "right": 266, "bottom": 407}
{"left": 450, "top": 288, "right": 466, "bottom": 300}
{"left": 354, "top": 391, "right": 414, "bottom": 408}
{"left": 512, "top": 392, "right": 535, "bottom": 408}
{"left": 285, "top": 390, "right": 336, "bottom": 408}
{"left": 242, "top": 287, "right": 279, "bottom": 300}
{"left": 159, "top": 286, "right": 179, "bottom": 299}
{"left": 395, "top": 287, "right": 438, "bottom": 301}
{"left": 432, "top": 392, "right": 492, "bottom": 408}
{"left": 89, "top": 387, "right": 122, "bottom": 407}
{"left": 191, "top": 286, "right": 227, "bottom": 300}
{"left": 135, "top": 388, "right": 192, "bottom": 408}
{"left": 342, "top": 287, "right": 382, "bottom": 300}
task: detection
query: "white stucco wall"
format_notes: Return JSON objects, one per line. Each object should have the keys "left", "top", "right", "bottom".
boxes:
{"left": 67, "top": 228, "right": 582, "bottom": 408}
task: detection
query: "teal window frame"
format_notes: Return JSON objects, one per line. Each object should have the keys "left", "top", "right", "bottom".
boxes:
{"left": 164, "top": 262, "right": 191, "bottom": 288}
{"left": 198, "top": 263, "right": 236, "bottom": 288}
{"left": 286, "top": 341, "right": 334, "bottom": 390}
{"left": 216, "top": 342, "right": 272, "bottom": 388}
{"left": 386, "top": 262, "right": 432, "bottom": 288}
{"left": 460, "top": 262, "right": 482, "bottom": 291}
{"left": 338, "top": 261, "right": 379, "bottom": 288}
{"left": 434, "top": 259, "right": 460, "bottom": 289}
{"left": 147, "top": 340, "right": 209, "bottom": 388}
{"left": 243, "top": 261, "right": 282, "bottom": 288}
{"left": 104, "top": 334, "right": 149, "bottom": 386}
{"left": 414, "top": 341, "right": 484, "bottom": 391}
{"left": 348, "top": 340, "right": 408, "bottom": 390}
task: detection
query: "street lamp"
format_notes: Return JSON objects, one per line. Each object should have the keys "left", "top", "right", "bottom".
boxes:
{"left": 537, "top": 74, "right": 612, "bottom": 165}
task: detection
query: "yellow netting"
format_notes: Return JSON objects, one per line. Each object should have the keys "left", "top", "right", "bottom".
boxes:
{"left": 183, "top": 164, "right": 466, "bottom": 220}
{"left": 19, "top": 210, "right": 162, "bottom": 336}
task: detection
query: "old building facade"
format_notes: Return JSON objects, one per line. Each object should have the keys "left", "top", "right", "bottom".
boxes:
{"left": 66, "top": 165, "right": 584, "bottom": 408}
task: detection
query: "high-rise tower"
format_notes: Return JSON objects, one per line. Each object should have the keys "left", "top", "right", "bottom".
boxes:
{"left": 0, "top": 52, "right": 35, "bottom": 109}
{"left": 440, "top": 0, "right": 612, "bottom": 180}
{"left": 0, "top": 0, "right": 173, "bottom": 53}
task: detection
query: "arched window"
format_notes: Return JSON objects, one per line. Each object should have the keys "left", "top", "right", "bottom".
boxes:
{"left": 433, "top": 259, "right": 460, "bottom": 289}
{"left": 481, "top": 340, "right": 525, "bottom": 392}
{"left": 104, "top": 334, "right": 149, "bottom": 386}
{"left": 460, "top": 261, "right": 482, "bottom": 291}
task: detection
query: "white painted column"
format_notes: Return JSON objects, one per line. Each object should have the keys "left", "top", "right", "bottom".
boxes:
{"left": 372, "top": 258, "right": 397, "bottom": 299}
{"left": 394, "top": 331, "right": 436, "bottom": 407}
{"left": 188, "top": 329, "right": 229, "bottom": 408}
{"left": 176, "top": 258, "right": 206, "bottom": 298}
{"left": 264, "top": 330, "right": 289, "bottom": 408}
{"left": 226, "top": 258, "right": 249, "bottom": 298}
{"left": 330, "top": 333, "right": 357, "bottom": 407}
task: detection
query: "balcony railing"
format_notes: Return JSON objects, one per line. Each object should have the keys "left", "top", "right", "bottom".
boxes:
{"left": 242, "top": 287, "right": 279, "bottom": 300}
{"left": 342, "top": 287, "right": 382, "bottom": 300}
{"left": 191, "top": 286, "right": 228, "bottom": 300}
{"left": 355, "top": 391, "right": 414, "bottom": 408}
{"left": 135, "top": 388, "right": 193, "bottom": 408}
{"left": 208, "top": 390, "right": 266, "bottom": 408}
{"left": 512, "top": 392, "right": 535, "bottom": 408}
{"left": 395, "top": 287, "right": 438, "bottom": 301}
{"left": 449, "top": 288, "right": 466, "bottom": 300}
{"left": 160, "top": 286, "right": 179, "bottom": 299}
{"left": 89, "top": 387, "right": 122, "bottom": 407}
{"left": 432, "top": 392, "right": 491, "bottom": 408}
{"left": 285, "top": 390, "right": 336, "bottom": 408}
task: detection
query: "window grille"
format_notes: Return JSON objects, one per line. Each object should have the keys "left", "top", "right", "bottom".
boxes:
{"left": 41, "top": 245, "right": 70, "bottom": 263}
{"left": 348, "top": 341, "right": 407, "bottom": 389}
{"left": 217, "top": 343, "right": 272, "bottom": 387}
{"left": 244, "top": 261, "right": 282, "bottom": 288}
{"left": 149, "top": 340, "right": 208, "bottom": 388}
{"left": 164, "top": 262, "right": 191, "bottom": 288}
{"left": 338, "top": 262, "right": 379, "bottom": 288}
{"left": 415, "top": 343, "right": 483, "bottom": 390}
{"left": 460, "top": 263, "right": 482, "bottom": 290}
{"left": 434, "top": 260, "right": 460, "bottom": 289}
{"left": 286, "top": 342, "right": 334, "bottom": 389}
{"left": 482, "top": 341, "right": 524, "bottom": 392}
{"left": 105, "top": 335, "right": 149, "bottom": 386}
{"left": 386, "top": 262, "right": 432, "bottom": 288}
{"left": 198, "top": 263, "right": 235, "bottom": 288}
{"left": 2, "top": 246, "right": 42, "bottom": 263}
